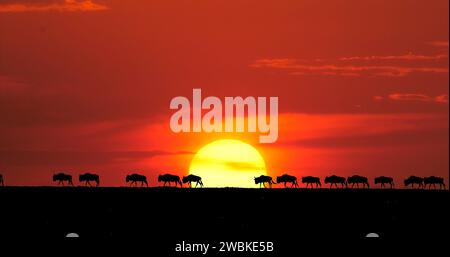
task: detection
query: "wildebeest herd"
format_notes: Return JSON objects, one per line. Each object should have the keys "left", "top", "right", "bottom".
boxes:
{"left": 0, "top": 172, "right": 446, "bottom": 189}
{"left": 253, "top": 174, "right": 445, "bottom": 190}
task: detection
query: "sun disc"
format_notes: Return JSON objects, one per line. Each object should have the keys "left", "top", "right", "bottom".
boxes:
{"left": 189, "top": 139, "right": 267, "bottom": 188}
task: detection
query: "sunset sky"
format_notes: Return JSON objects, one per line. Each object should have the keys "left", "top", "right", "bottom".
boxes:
{"left": 0, "top": 0, "right": 448, "bottom": 187}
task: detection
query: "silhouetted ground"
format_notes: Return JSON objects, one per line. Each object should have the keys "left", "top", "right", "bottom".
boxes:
{"left": 0, "top": 187, "right": 448, "bottom": 254}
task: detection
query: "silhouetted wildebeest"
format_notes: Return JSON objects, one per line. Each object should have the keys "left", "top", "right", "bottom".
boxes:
{"left": 0, "top": 174, "right": 4, "bottom": 186}
{"left": 404, "top": 176, "right": 424, "bottom": 189}
{"left": 126, "top": 173, "right": 148, "bottom": 187}
{"left": 276, "top": 174, "right": 299, "bottom": 188}
{"left": 182, "top": 174, "right": 203, "bottom": 188}
{"left": 347, "top": 175, "right": 370, "bottom": 189}
{"left": 424, "top": 176, "right": 446, "bottom": 190}
{"left": 53, "top": 173, "right": 73, "bottom": 186}
{"left": 158, "top": 174, "right": 182, "bottom": 187}
{"left": 374, "top": 176, "right": 394, "bottom": 189}
{"left": 254, "top": 175, "right": 276, "bottom": 188}
{"left": 79, "top": 173, "right": 100, "bottom": 187}
{"left": 301, "top": 176, "right": 321, "bottom": 188}
{"left": 324, "top": 175, "right": 346, "bottom": 188}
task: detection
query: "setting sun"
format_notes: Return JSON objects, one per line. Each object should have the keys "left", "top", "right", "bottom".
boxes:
{"left": 189, "top": 139, "right": 267, "bottom": 187}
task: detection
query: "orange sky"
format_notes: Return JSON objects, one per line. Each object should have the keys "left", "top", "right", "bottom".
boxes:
{"left": 0, "top": 0, "right": 448, "bottom": 187}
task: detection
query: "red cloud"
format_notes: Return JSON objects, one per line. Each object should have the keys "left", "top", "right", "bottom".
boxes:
{"left": 435, "top": 94, "right": 449, "bottom": 103}
{"left": 388, "top": 93, "right": 449, "bottom": 103}
{"left": 428, "top": 41, "right": 449, "bottom": 48}
{"left": 250, "top": 58, "right": 448, "bottom": 77}
{"left": 0, "top": 0, "right": 108, "bottom": 12}
{"left": 340, "top": 52, "right": 448, "bottom": 61}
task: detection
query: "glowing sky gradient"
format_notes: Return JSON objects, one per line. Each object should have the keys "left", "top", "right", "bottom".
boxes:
{"left": 0, "top": 0, "right": 448, "bottom": 187}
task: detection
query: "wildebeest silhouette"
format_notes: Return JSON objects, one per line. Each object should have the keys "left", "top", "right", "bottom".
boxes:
{"left": 79, "top": 173, "right": 100, "bottom": 187}
{"left": 424, "top": 176, "right": 446, "bottom": 190}
{"left": 347, "top": 175, "right": 369, "bottom": 189}
{"left": 374, "top": 176, "right": 394, "bottom": 189}
{"left": 276, "top": 174, "right": 299, "bottom": 188}
{"left": 0, "top": 174, "right": 4, "bottom": 186}
{"left": 182, "top": 174, "right": 204, "bottom": 188}
{"left": 126, "top": 173, "right": 148, "bottom": 187}
{"left": 301, "top": 176, "right": 321, "bottom": 188}
{"left": 254, "top": 175, "right": 276, "bottom": 188}
{"left": 324, "top": 175, "right": 346, "bottom": 188}
{"left": 158, "top": 174, "right": 182, "bottom": 187}
{"left": 404, "top": 176, "right": 424, "bottom": 189}
{"left": 53, "top": 173, "right": 73, "bottom": 186}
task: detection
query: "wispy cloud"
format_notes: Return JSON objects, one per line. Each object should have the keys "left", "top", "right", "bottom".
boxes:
{"left": 374, "top": 93, "right": 449, "bottom": 104}
{"left": 0, "top": 0, "right": 108, "bottom": 13}
{"left": 435, "top": 94, "right": 449, "bottom": 103}
{"left": 340, "top": 52, "right": 448, "bottom": 61}
{"left": 250, "top": 45, "right": 449, "bottom": 77}
{"left": 250, "top": 58, "right": 448, "bottom": 77}
{"left": 428, "top": 41, "right": 449, "bottom": 48}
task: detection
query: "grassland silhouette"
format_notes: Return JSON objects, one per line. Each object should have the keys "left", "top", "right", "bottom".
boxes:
{"left": 0, "top": 172, "right": 447, "bottom": 189}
